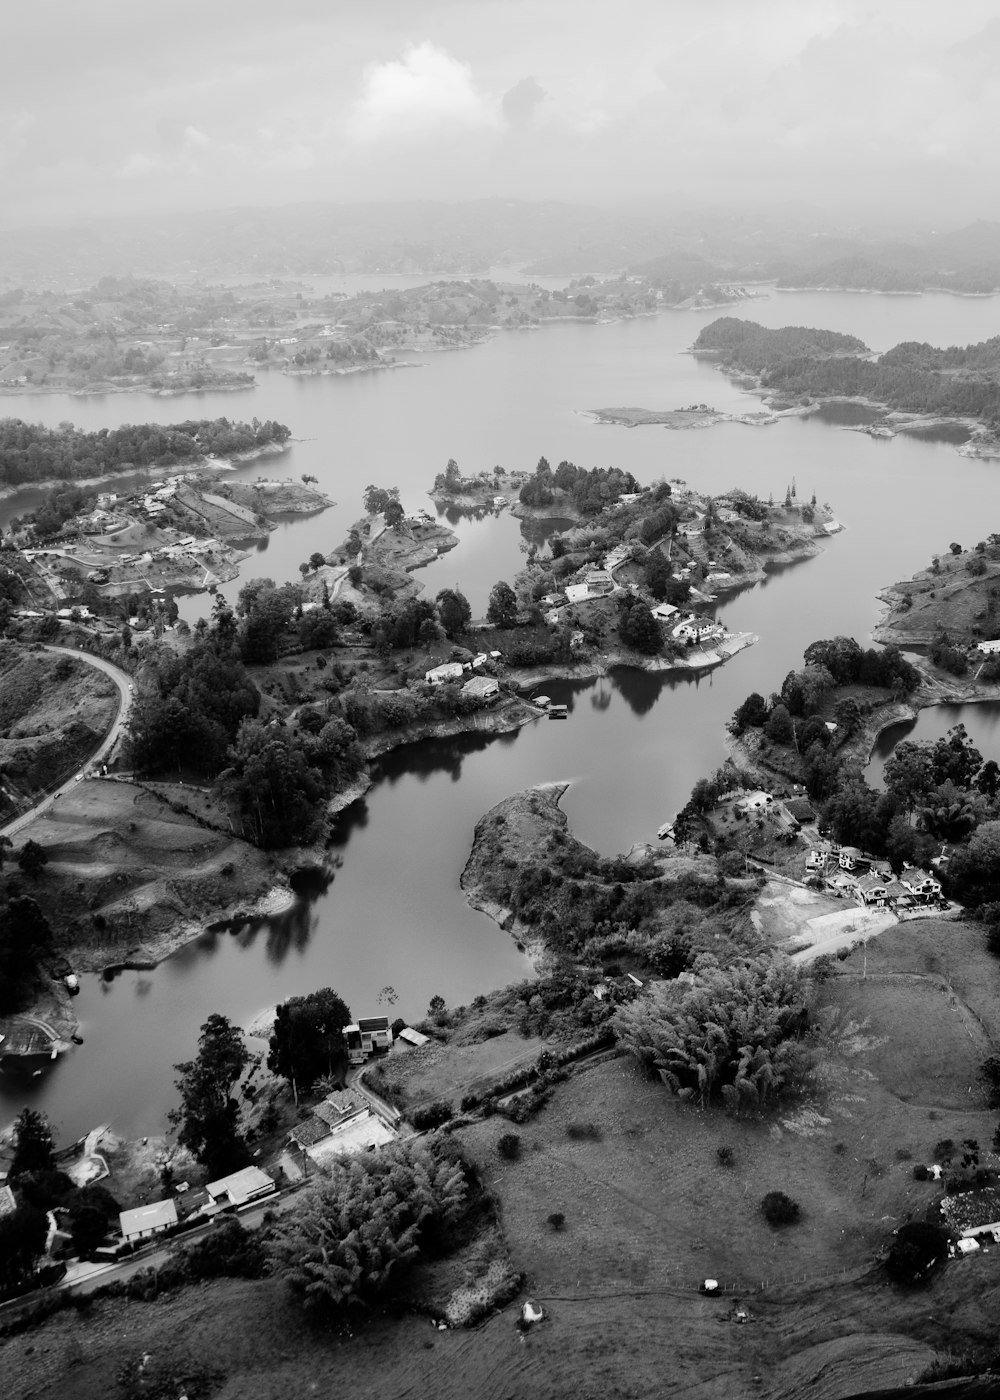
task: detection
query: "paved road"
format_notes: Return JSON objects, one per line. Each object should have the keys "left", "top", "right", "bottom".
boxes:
{"left": 64, "top": 1189, "right": 302, "bottom": 1297}
{"left": 0, "top": 645, "right": 134, "bottom": 840}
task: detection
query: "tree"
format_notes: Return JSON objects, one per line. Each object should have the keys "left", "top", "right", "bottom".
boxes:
{"left": 729, "top": 692, "right": 768, "bottom": 736}
{"left": 885, "top": 1221, "right": 949, "bottom": 1285}
{"left": 618, "top": 598, "right": 661, "bottom": 654}
{"left": 761, "top": 1191, "right": 800, "bottom": 1226}
{"left": 170, "top": 1014, "right": 250, "bottom": 1176}
{"left": 67, "top": 1184, "right": 120, "bottom": 1256}
{"left": 227, "top": 718, "right": 326, "bottom": 847}
{"left": 436, "top": 588, "right": 471, "bottom": 639}
{"left": 309, "top": 552, "right": 326, "bottom": 571}
{"left": 17, "top": 839, "right": 48, "bottom": 878}
{"left": 613, "top": 955, "right": 811, "bottom": 1111}
{"left": 383, "top": 497, "right": 405, "bottom": 530}
{"left": 487, "top": 580, "right": 518, "bottom": 629}
{"left": 764, "top": 703, "right": 794, "bottom": 745}
{"left": 267, "top": 1142, "right": 467, "bottom": 1315}
{"left": 10, "top": 1108, "right": 55, "bottom": 1178}
{"left": 0, "top": 1206, "right": 47, "bottom": 1298}
{"left": 0, "top": 897, "right": 53, "bottom": 1011}
{"left": 268, "top": 987, "right": 352, "bottom": 1101}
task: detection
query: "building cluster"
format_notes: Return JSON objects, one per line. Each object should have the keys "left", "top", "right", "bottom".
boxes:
{"left": 805, "top": 842, "right": 944, "bottom": 909}
{"left": 425, "top": 651, "right": 503, "bottom": 703}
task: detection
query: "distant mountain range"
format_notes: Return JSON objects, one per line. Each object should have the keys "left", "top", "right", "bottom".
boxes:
{"left": 2, "top": 200, "right": 1000, "bottom": 294}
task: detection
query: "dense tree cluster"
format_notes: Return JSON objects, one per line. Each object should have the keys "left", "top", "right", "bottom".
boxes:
{"left": 0, "top": 894, "right": 53, "bottom": 1012}
{"left": 128, "top": 641, "right": 260, "bottom": 776}
{"left": 268, "top": 1141, "right": 468, "bottom": 1315}
{"left": 0, "top": 416, "right": 290, "bottom": 486}
{"left": 267, "top": 987, "right": 352, "bottom": 1099}
{"left": 695, "top": 319, "right": 1000, "bottom": 428}
{"left": 614, "top": 954, "right": 812, "bottom": 1110}
{"left": 519, "top": 456, "right": 640, "bottom": 514}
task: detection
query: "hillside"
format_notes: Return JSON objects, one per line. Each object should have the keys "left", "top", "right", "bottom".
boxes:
{"left": 0, "top": 643, "right": 118, "bottom": 815}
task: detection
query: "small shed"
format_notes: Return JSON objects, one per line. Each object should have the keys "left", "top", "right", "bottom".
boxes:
{"left": 397, "top": 1026, "right": 430, "bottom": 1048}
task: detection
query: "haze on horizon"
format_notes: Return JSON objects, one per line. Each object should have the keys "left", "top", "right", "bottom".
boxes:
{"left": 4, "top": 0, "right": 1000, "bottom": 233}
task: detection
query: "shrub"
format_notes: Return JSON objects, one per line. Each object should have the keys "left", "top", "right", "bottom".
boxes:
{"left": 885, "top": 1221, "right": 949, "bottom": 1286}
{"left": 761, "top": 1191, "right": 800, "bottom": 1226}
{"left": 497, "top": 1133, "right": 522, "bottom": 1161}
{"left": 912, "top": 1164, "right": 930, "bottom": 1181}
{"left": 565, "top": 1122, "right": 602, "bottom": 1141}
{"left": 410, "top": 1100, "right": 453, "bottom": 1131}
{"left": 934, "top": 1138, "right": 955, "bottom": 1161}
{"left": 547, "top": 1212, "right": 566, "bottom": 1231}
{"left": 717, "top": 1146, "right": 735, "bottom": 1167}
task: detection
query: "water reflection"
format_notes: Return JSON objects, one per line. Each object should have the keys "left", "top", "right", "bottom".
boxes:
{"left": 811, "top": 402, "right": 880, "bottom": 426}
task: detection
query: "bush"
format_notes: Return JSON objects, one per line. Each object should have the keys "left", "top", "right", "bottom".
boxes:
{"left": 761, "top": 1191, "right": 800, "bottom": 1226}
{"left": 912, "top": 1164, "right": 930, "bottom": 1181}
{"left": 497, "top": 1133, "right": 522, "bottom": 1161}
{"left": 717, "top": 1146, "right": 735, "bottom": 1167}
{"left": 885, "top": 1221, "right": 949, "bottom": 1286}
{"left": 547, "top": 1212, "right": 566, "bottom": 1231}
{"left": 410, "top": 1100, "right": 453, "bottom": 1131}
{"left": 565, "top": 1122, "right": 602, "bottom": 1141}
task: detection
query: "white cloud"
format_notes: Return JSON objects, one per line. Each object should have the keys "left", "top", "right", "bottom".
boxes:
{"left": 350, "top": 42, "right": 497, "bottom": 141}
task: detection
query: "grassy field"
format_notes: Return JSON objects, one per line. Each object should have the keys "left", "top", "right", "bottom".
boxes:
{"left": 822, "top": 973, "right": 989, "bottom": 1108}
{"left": 373, "top": 1029, "right": 544, "bottom": 1112}
{"left": 8, "top": 913, "right": 1000, "bottom": 1398}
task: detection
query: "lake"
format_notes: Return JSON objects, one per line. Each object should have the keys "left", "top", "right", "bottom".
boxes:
{"left": 3, "top": 289, "right": 1000, "bottom": 1139}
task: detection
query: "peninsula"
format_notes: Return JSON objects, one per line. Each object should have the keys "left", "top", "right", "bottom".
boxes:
{"left": 692, "top": 317, "right": 1000, "bottom": 455}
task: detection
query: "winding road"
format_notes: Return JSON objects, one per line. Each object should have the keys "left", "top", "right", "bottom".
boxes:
{"left": 0, "top": 644, "right": 134, "bottom": 841}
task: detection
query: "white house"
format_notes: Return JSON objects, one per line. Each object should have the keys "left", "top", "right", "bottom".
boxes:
{"left": 900, "top": 867, "right": 942, "bottom": 901}
{"left": 205, "top": 1166, "right": 276, "bottom": 1210}
{"left": 345, "top": 1016, "right": 394, "bottom": 1066}
{"left": 584, "top": 570, "right": 615, "bottom": 594}
{"left": 736, "top": 791, "right": 773, "bottom": 817}
{"left": 425, "top": 662, "right": 465, "bottom": 685}
{"left": 838, "top": 846, "right": 867, "bottom": 872}
{"left": 976, "top": 640, "right": 1000, "bottom": 655}
{"left": 652, "top": 602, "right": 678, "bottom": 621}
{"left": 119, "top": 1198, "right": 177, "bottom": 1243}
{"left": 564, "top": 583, "right": 592, "bottom": 604}
{"left": 462, "top": 675, "right": 500, "bottom": 703}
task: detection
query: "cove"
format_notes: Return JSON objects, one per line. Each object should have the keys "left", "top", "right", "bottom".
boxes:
{"left": 4, "top": 289, "right": 1000, "bottom": 1139}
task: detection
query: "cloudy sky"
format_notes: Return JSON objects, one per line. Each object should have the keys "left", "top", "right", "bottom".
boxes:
{"left": 5, "top": 0, "right": 1000, "bottom": 225}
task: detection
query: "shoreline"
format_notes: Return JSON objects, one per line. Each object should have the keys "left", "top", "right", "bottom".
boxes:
{"left": 0, "top": 440, "right": 291, "bottom": 506}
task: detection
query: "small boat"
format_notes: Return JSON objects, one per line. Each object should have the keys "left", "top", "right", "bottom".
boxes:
{"left": 547, "top": 704, "right": 568, "bottom": 719}
{"left": 657, "top": 822, "right": 675, "bottom": 841}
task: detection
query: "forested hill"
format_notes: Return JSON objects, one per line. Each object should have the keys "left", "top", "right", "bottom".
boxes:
{"left": 0, "top": 417, "right": 290, "bottom": 486}
{"left": 694, "top": 319, "right": 1000, "bottom": 426}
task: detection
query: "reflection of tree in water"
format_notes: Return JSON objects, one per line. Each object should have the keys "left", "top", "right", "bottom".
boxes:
{"left": 609, "top": 668, "right": 664, "bottom": 717}
{"left": 373, "top": 730, "right": 511, "bottom": 791}
{"left": 263, "top": 899, "right": 316, "bottom": 965}
{"left": 591, "top": 680, "right": 612, "bottom": 711}
{"left": 519, "top": 516, "right": 575, "bottom": 553}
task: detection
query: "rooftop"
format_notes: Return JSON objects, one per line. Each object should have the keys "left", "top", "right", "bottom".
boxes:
{"left": 119, "top": 1199, "right": 177, "bottom": 1236}
{"left": 205, "top": 1165, "right": 275, "bottom": 1206}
